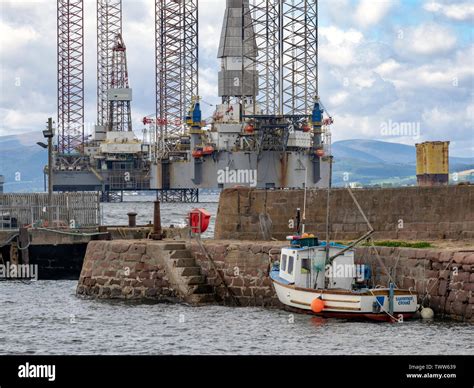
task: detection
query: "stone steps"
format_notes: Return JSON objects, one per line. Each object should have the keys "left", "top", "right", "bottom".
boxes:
{"left": 192, "top": 284, "right": 214, "bottom": 294}
{"left": 170, "top": 249, "right": 193, "bottom": 259}
{"left": 163, "top": 243, "right": 187, "bottom": 251}
{"left": 177, "top": 266, "right": 202, "bottom": 276}
{"left": 185, "top": 293, "right": 216, "bottom": 305}
{"left": 162, "top": 247, "right": 216, "bottom": 304}
{"left": 184, "top": 275, "right": 205, "bottom": 285}
{"left": 172, "top": 257, "right": 196, "bottom": 267}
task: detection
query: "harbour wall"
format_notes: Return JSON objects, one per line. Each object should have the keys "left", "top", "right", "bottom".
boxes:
{"left": 77, "top": 240, "right": 180, "bottom": 301}
{"left": 187, "top": 240, "right": 286, "bottom": 307}
{"left": 354, "top": 246, "right": 473, "bottom": 322}
{"left": 77, "top": 239, "right": 474, "bottom": 322}
{"left": 0, "top": 226, "right": 187, "bottom": 280}
{"left": 214, "top": 186, "right": 474, "bottom": 241}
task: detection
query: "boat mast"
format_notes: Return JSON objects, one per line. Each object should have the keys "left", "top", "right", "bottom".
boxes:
{"left": 325, "top": 136, "right": 333, "bottom": 265}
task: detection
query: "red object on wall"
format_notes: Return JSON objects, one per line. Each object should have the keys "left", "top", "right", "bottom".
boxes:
{"left": 315, "top": 149, "right": 325, "bottom": 158}
{"left": 203, "top": 146, "right": 214, "bottom": 155}
{"left": 192, "top": 149, "right": 203, "bottom": 158}
{"left": 189, "top": 208, "right": 211, "bottom": 234}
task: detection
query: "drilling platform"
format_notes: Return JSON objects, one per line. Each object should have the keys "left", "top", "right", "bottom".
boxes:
{"left": 49, "top": 0, "right": 331, "bottom": 201}
{"left": 53, "top": 1, "right": 150, "bottom": 201}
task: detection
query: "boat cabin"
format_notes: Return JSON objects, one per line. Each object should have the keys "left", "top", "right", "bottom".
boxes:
{"left": 279, "top": 245, "right": 356, "bottom": 291}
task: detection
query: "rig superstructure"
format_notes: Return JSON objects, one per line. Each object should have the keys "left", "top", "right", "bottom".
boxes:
{"left": 49, "top": 0, "right": 332, "bottom": 201}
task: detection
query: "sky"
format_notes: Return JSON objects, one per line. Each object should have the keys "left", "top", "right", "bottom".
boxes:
{"left": 0, "top": 0, "right": 473, "bottom": 156}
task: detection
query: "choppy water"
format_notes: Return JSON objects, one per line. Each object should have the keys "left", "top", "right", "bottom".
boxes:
{"left": 0, "top": 195, "right": 472, "bottom": 355}
{"left": 0, "top": 281, "right": 472, "bottom": 355}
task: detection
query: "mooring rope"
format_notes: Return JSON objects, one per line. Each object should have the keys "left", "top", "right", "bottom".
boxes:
{"left": 420, "top": 256, "right": 455, "bottom": 306}
{"left": 34, "top": 227, "right": 110, "bottom": 237}
{"left": 0, "top": 233, "right": 19, "bottom": 248}
{"left": 368, "top": 240, "right": 398, "bottom": 288}
{"left": 195, "top": 236, "right": 240, "bottom": 307}
{"left": 368, "top": 288, "right": 400, "bottom": 323}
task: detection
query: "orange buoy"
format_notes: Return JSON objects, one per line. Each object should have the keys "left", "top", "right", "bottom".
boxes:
{"left": 311, "top": 298, "right": 325, "bottom": 313}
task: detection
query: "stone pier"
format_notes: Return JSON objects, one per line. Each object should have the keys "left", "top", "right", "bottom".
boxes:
{"left": 186, "top": 240, "right": 287, "bottom": 307}
{"left": 76, "top": 240, "right": 214, "bottom": 304}
{"left": 214, "top": 186, "right": 474, "bottom": 241}
{"left": 77, "top": 239, "right": 474, "bottom": 322}
{"left": 355, "top": 246, "right": 474, "bottom": 322}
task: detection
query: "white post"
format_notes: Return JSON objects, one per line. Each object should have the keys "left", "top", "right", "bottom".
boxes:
{"left": 302, "top": 166, "right": 308, "bottom": 234}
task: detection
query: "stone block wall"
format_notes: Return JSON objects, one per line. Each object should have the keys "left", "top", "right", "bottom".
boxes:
{"left": 187, "top": 240, "right": 286, "bottom": 307}
{"left": 354, "top": 246, "right": 474, "bottom": 322}
{"left": 214, "top": 186, "right": 474, "bottom": 241}
{"left": 187, "top": 241, "right": 473, "bottom": 321}
{"left": 76, "top": 239, "right": 473, "bottom": 322}
{"left": 77, "top": 240, "right": 178, "bottom": 301}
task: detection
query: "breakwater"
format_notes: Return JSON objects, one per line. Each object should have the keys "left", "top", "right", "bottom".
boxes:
{"left": 0, "top": 226, "right": 187, "bottom": 280}
{"left": 214, "top": 186, "right": 474, "bottom": 241}
{"left": 76, "top": 240, "right": 214, "bottom": 304}
{"left": 354, "top": 246, "right": 473, "bottom": 322}
{"left": 77, "top": 239, "right": 473, "bottom": 322}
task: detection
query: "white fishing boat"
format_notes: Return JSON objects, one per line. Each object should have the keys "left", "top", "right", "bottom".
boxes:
{"left": 270, "top": 101, "right": 418, "bottom": 322}
{"left": 270, "top": 237, "right": 418, "bottom": 322}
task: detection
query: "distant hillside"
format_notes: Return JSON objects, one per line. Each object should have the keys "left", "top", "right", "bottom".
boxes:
{"left": 332, "top": 139, "right": 416, "bottom": 164}
{"left": 0, "top": 133, "right": 472, "bottom": 192}
{"left": 332, "top": 139, "right": 474, "bottom": 186}
{"left": 0, "top": 131, "right": 46, "bottom": 192}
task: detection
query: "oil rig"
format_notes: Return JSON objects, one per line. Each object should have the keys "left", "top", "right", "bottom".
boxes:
{"left": 50, "top": 0, "right": 332, "bottom": 202}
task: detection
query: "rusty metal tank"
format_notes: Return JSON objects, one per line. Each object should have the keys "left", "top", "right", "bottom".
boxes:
{"left": 416, "top": 141, "right": 450, "bottom": 186}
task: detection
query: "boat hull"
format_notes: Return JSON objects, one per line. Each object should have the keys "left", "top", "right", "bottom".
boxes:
{"left": 271, "top": 273, "right": 418, "bottom": 322}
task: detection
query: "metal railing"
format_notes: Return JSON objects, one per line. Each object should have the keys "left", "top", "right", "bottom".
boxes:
{"left": 0, "top": 193, "right": 100, "bottom": 230}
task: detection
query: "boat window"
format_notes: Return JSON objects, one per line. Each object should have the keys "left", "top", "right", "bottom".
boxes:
{"left": 288, "top": 256, "right": 294, "bottom": 275}
{"left": 301, "top": 258, "right": 311, "bottom": 274}
{"left": 281, "top": 254, "right": 287, "bottom": 272}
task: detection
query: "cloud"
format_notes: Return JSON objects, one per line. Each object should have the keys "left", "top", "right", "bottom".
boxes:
{"left": 319, "top": 27, "right": 364, "bottom": 67}
{"left": 199, "top": 0, "right": 226, "bottom": 56}
{"left": 424, "top": 1, "right": 474, "bottom": 21}
{"left": 318, "top": 21, "right": 472, "bottom": 155}
{"left": 375, "top": 59, "right": 402, "bottom": 77}
{"left": 329, "top": 91, "right": 349, "bottom": 106}
{"left": 320, "top": 0, "right": 354, "bottom": 27}
{"left": 0, "top": 22, "right": 38, "bottom": 55}
{"left": 355, "top": 0, "right": 396, "bottom": 28}
{"left": 395, "top": 23, "right": 457, "bottom": 55}
{"left": 388, "top": 44, "right": 474, "bottom": 92}
{"left": 420, "top": 103, "right": 474, "bottom": 143}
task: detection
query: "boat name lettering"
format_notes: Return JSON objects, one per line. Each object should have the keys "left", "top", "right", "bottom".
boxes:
{"left": 396, "top": 296, "right": 413, "bottom": 305}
